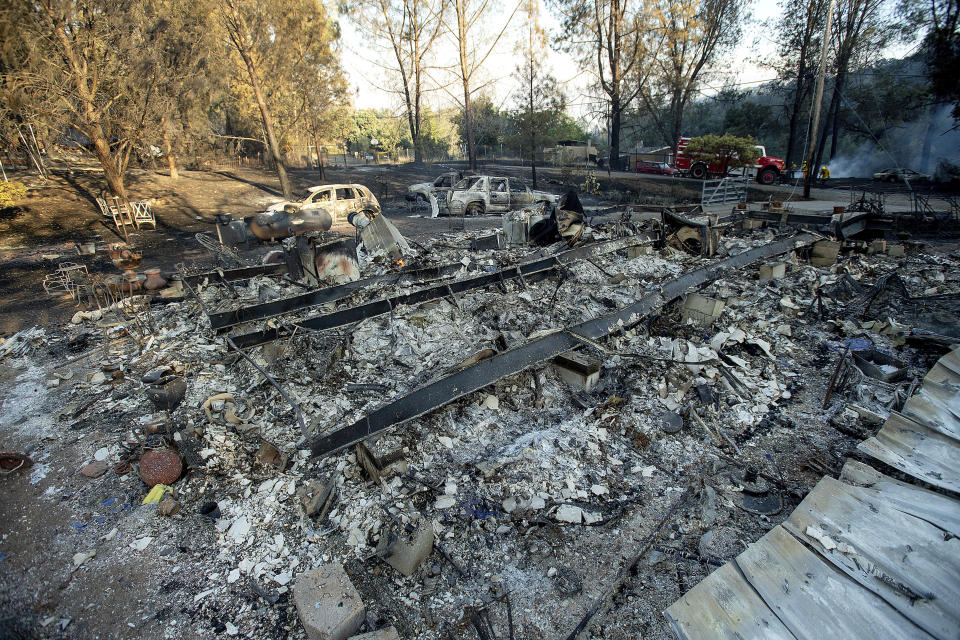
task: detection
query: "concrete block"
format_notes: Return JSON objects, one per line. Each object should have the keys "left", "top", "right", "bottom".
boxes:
{"left": 626, "top": 245, "right": 653, "bottom": 259}
{"left": 886, "top": 244, "right": 905, "bottom": 257}
{"left": 810, "top": 240, "right": 840, "bottom": 267}
{"left": 553, "top": 351, "right": 602, "bottom": 391}
{"left": 681, "top": 294, "right": 725, "bottom": 326}
{"left": 376, "top": 521, "right": 433, "bottom": 576}
{"left": 294, "top": 563, "right": 365, "bottom": 640}
{"left": 741, "top": 218, "right": 763, "bottom": 229}
{"left": 758, "top": 262, "right": 786, "bottom": 282}
{"left": 470, "top": 232, "right": 503, "bottom": 251}
{"left": 350, "top": 627, "right": 400, "bottom": 640}
{"left": 867, "top": 240, "right": 886, "bottom": 255}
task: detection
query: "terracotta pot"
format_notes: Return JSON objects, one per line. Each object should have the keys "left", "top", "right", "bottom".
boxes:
{"left": 143, "top": 268, "right": 167, "bottom": 291}
{"left": 139, "top": 448, "right": 182, "bottom": 486}
{"left": 123, "top": 271, "right": 143, "bottom": 293}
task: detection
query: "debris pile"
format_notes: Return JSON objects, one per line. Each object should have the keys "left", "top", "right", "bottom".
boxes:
{"left": 3, "top": 211, "right": 960, "bottom": 639}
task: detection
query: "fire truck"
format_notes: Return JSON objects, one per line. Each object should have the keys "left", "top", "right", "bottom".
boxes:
{"left": 675, "top": 137, "right": 784, "bottom": 185}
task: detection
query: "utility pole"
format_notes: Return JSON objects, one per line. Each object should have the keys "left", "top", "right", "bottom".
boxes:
{"left": 803, "top": 0, "right": 835, "bottom": 199}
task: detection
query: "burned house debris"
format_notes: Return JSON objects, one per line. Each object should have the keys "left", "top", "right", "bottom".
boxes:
{"left": 4, "top": 181, "right": 960, "bottom": 640}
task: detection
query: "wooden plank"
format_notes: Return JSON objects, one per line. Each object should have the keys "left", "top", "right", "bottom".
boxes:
{"left": 858, "top": 411, "right": 960, "bottom": 492}
{"left": 663, "top": 562, "right": 797, "bottom": 640}
{"left": 839, "top": 461, "right": 960, "bottom": 537}
{"left": 735, "top": 526, "right": 933, "bottom": 640}
{"left": 902, "top": 392, "right": 960, "bottom": 442}
{"left": 783, "top": 477, "right": 960, "bottom": 639}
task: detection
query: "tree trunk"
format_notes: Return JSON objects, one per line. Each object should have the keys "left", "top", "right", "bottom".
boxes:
{"left": 784, "top": 74, "right": 808, "bottom": 172}
{"left": 528, "top": 64, "right": 537, "bottom": 188}
{"left": 668, "top": 92, "right": 685, "bottom": 156}
{"left": 609, "top": 99, "right": 622, "bottom": 171}
{"left": 814, "top": 76, "right": 842, "bottom": 171}
{"left": 919, "top": 104, "right": 936, "bottom": 173}
{"left": 90, "top": 129, "right": 127, "bottom": 198}
{"left": 162, "top": 119, "right": 179, "bottom": 180}
{"left": 312, "top": 125, "right": 326, "bottom": 180}
{"left": 53, "top": 19, "right": 126, "bottom": 197}
{"left": 829, "top": 93, "right": 841, "bottom": 160}
{"left": 235, "top": 42, "right": 293, "bottom": 198}
{"left": 462, "top": 80, "right": 475, "bottom": 170}
{"left": 455, "top": 0, "right": 476, "bottom": 170}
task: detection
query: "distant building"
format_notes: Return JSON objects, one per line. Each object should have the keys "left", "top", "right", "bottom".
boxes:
{"left": 629, "top": 145, "right": 674, "bottom": 170}
{"left": 543, "top": 140, "right": 598, "bottom": 166}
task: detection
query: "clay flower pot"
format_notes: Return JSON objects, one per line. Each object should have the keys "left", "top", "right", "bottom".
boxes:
{"left": 139, "top": 448, "right": 182, "bottom": 486}
{"left": 143, "top": 268, "right": 167, "bottom": 291}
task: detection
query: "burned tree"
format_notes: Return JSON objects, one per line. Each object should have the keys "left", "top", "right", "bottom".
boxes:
{"left": 640, "top": 0, "right": 747, "bottom": 149}
{"left": 773, "top": 0, "right": 831, "bottom": 172}
{"left": 444, "top": 0, "right": 522, "bottom": 169}
{"left": 354, "top": 0, "right": 446, "bottom": 163}
{"left": 219, "top": 0, "right": 295, "bottom": 199}
{"left": 551, "top": 0, "right": 649, "bottom": 170}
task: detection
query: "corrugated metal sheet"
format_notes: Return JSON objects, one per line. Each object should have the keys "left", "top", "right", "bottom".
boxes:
{"left": 664, "top": 346, "right": 960, "bottom": 640}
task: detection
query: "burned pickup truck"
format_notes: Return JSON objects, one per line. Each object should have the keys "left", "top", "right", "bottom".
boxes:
{"left": 448, "top": 176, "right": 557, "bottom": 216}
{"left": 405, "top": 171, "right": 471, "bottom": 203}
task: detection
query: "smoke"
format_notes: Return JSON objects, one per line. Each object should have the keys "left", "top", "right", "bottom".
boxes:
{"left": 826, "top": 105, "right": 960, "bottom": 178}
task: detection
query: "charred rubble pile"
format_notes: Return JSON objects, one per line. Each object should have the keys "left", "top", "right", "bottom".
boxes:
{"left": 2, "top": 209, "right": 959, "bottom": 640}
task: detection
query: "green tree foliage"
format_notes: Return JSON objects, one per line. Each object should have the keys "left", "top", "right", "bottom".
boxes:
{"left": 684, "top": 133, "right": 760, "bottom": 175}
{"left": 349, "top": 109, "right": 411, "bottom": 155}
{"left": 722, "top": 101, "right": 777, "bottom": 141}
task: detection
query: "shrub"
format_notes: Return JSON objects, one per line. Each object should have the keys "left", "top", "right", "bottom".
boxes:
{"left": 0, "top": 181, "right": 27, "bottom": 207}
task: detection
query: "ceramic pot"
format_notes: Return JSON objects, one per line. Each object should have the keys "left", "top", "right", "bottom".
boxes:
{"left": 144, "top": 268, "right": 167, "bottom": 291}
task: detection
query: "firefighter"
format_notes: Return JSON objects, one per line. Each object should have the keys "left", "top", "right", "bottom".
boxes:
{"left": 819, "top": 165, "right": 830, "bottom": 185}
{"left": 801, "top": 161, "right": 808, "bottom": 180}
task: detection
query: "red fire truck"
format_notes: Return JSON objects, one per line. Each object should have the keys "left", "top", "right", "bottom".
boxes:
{"left": 675, "top": 137, "right": 784, "bottom": 185}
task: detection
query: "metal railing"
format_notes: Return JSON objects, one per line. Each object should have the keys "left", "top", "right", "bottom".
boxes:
{"left": 701, "top": 176, "right": 748, "bottom": 206}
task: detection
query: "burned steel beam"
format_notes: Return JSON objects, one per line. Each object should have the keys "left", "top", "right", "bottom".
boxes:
{"left": 740, "top": 210, "right": 832, "bottom": 226}
{"left": 306, "top": 233, "right": 815, "bottom": 458}
{"left": 209, "top": 262, "right": 467, "bottom": 331}
{"left": 228, "top": 235, "right": 653, "bottom": 349}
{"left": 183, "top": 263, "right": 288, "bottom": 287}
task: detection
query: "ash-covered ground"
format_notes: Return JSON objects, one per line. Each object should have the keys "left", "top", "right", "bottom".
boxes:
{"left": 2, "top": 220, "right": 958, "bottom": 640}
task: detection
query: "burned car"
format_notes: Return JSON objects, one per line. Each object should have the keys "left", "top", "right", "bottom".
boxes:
{"left": 447, "top": 175, "right": 557, "bottom": 216}
{"left": 268, "top": 184, "right": 380, "bottom": 226}
{"left": 406, "top": 171, "right": 471, "bottom": 203}
{"left": 872, "top": 168, "right": 931, "bottom": 183}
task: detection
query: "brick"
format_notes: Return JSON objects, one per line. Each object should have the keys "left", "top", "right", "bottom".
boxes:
{"left": 810, "top": 240, "right": 840, "bottom": 266}
{"left": 376, "top": 521, "right": 433, "bottom": 577}
{"left": 758, "top": 262, "right": 786, "bottom": 282}
{"left": 681, "top": 294, "right": 725, "bottom": 326}
{"left": 553, "top": 351, "right": 602, "bottom": 392}
{"left": 294, "top": 563, "right": 365, "bottom": 640}
{"left": 626, "top": 245, "right": 653, "bottom": 259}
